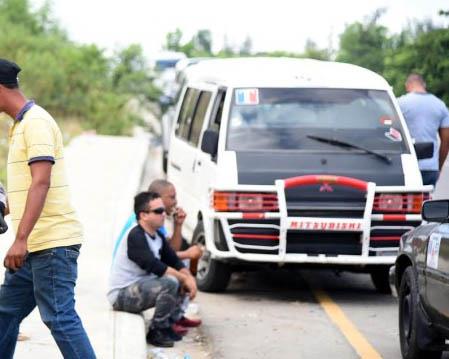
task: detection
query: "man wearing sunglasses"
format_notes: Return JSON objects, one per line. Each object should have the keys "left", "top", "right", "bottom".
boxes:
{"left": 108, "top": 191, "right": 197, "bottom": 348}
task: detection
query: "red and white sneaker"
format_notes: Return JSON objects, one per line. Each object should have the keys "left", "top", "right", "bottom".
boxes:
{"left": 176, "top": 316, "right": 202, "bottom": 328}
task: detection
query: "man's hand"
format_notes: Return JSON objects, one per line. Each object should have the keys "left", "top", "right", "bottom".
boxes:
{"left": 173, "top": 207, "right": 186, "bottom": 226}
{"left": 4, "top": 239, "right": 27, "bottom": 271}
{"left": 185, "top": 245, "right": 203, "bottom": 260}
{"left": 182, "top": 275, "right": 197, "bottom": 300}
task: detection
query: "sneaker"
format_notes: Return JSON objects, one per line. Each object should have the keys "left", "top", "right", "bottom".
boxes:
{"left": 172, "top": 323, "right": 188, "bottom": 336}
{"left": 176, "top": 316, "right": 202, "bottom": 328}
{"left": 163, "top": 327, "right": 183, "bottom": 342}
{"left": 146, "top": 328, "right": 174, "bottom": 347}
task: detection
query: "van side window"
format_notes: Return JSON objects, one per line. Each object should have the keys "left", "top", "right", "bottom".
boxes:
{"left": 209, "top": 88, "right": 226, "bottom": 132}
{"left": 189, "top": 91, "right": 212, "bottom": 146}
{"left": 176, "top": 87, "right": 199, "bottom": 140}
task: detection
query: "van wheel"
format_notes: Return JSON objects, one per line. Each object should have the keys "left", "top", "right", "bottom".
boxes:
{"left": 399, "top": 267, "right": 442, "bottom": 359}
{"left": 192, "top": 222, "right": 231, "bottom": 292}
{"left": 370, "top": 266, "right": 391, "bottom": 294}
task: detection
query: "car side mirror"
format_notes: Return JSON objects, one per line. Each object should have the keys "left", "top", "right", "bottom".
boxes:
{"left": 414, "top": 142, "right": 433, "bottom": 160}
{"left": 422, "top": 200, "right": 449, "bottom": 223}
{"left": 201, "top": 129, "right": 219, "bottom": 157}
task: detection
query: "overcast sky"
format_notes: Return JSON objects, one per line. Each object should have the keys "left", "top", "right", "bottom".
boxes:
{"left": 34, "top": 0, "right": 448, "bottom": 58}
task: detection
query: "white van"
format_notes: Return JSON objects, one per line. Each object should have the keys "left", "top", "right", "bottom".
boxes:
{"left": 167, "top": 58, "right": 433, "bottom": 293}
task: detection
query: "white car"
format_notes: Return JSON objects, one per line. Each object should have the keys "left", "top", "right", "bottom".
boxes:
{"left": 167, "top": 57, "right": 433, "bottom": 292}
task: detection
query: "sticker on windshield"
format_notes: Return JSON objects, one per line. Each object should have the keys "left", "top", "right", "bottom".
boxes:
{"left": 427, "top": 233, "right": 441, "bottom": 269}
{"left": 235, "top": 89, "right": 259, "bottom": 105}
{"left": 379, "top": 115, "right": 392, "bottom": 126}
{"left": 385, "top": 127, "right": 402, "bottom": 142}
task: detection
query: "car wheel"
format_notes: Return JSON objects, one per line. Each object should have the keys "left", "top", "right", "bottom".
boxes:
{"left": 370, "top": 266, "right": 392, "bottom": 294}
{"left": 399, "top": 266, "right": 442, "bottom": 359}
{"left": 192, "top": 222, "right": 231, "bottom": 292}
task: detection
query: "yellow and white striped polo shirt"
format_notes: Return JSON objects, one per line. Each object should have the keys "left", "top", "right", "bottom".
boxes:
{"left": 7, "top": 104, "right": 83, "bottom": 252}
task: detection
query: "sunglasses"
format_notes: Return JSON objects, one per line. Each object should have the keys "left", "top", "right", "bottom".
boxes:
{"left": 144, "top": 207, "right": 166, "bottom": 215}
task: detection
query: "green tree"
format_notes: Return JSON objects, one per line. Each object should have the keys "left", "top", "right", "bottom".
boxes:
{"left": 303, "top": 39, "right": 331, "bottom": 60}
{"left": 336, "top": 9, "right": 389, "bottom": 73}
{"left": 164, "top": 28, "right": 183, "bottom": 51}
{"left": 239, "top": 36, "right": 253, "bottom": 56}
{"left": 384, "top": 25, "right": 449, "bottom": 103}
{"left": 0, "top": 0, "right": 157, "bottom": 136}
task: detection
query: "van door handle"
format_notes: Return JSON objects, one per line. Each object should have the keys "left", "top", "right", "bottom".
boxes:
{"left": 170, "top": 162, "right": 181, "bottom": 171}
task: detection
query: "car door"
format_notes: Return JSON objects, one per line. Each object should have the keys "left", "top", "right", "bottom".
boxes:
{"left": 424, "top": 223, "right": 449, "bottom": 325}
{"left": 193, "top": 87, "right": 227, "bottom": 221}
{"left": 168, "top": 84, "right": 215, "bottom": 237}
{"left": 168, "top": 86, "right": 200, "bottom": 210}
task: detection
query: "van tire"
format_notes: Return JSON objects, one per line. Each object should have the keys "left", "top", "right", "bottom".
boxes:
{"left": 370, "top": 266, "right": 391, "bottom": 294}
{"left": 192, "top": 222, "right": 231, "bottom": 292}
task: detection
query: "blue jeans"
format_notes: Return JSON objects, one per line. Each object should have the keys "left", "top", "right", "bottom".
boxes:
{"left": 0, "top": 245, "right": 96, "bottom": 359}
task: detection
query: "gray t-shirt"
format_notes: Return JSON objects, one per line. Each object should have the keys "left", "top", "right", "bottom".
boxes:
{"left": 107, "top": 228, "right": 163, "bottom": 305}
{"left": 398, "top": 92, "right": 449, "bottom": 171}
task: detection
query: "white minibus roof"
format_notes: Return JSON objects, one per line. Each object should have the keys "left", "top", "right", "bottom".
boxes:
{"left": 183, "top": 57, "right": 391, "bottom": 90}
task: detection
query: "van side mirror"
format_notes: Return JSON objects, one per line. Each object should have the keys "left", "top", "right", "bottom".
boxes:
{"left": 201, "top": 129, "right": 219, "bottom": 157}
{"left": 414, "top": 142, "right": 433, "bottom": 160}
{"left": 422, "top": 200, "right": 449, "bottom": 223}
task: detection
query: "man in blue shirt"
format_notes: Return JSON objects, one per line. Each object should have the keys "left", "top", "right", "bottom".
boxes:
{"left": 398, "top": 73, "right": 449, "bottom": 186}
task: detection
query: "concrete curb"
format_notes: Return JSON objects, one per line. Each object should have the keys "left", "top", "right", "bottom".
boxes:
{"left": 113, "top": 312, "right": 147, "bottom": 359}
{"left": 112, "top": 132, "right": 151, "bottom": 359}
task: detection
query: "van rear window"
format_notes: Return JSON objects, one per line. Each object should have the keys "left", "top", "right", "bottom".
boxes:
{"left": 226, "top": 88, "right": 408, "bottom": 153}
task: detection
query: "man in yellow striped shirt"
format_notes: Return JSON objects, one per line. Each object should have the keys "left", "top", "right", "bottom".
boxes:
{"left": 0, "top": 58, "right": 95, "bottom": 358}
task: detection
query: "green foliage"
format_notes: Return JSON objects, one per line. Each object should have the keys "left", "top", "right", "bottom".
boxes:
{"left": 164, "top": 28, "right": 183, "bottom": 52}
{"left": 336, "top": 9, "right": 389, "bottom": 74}
{"left": 335, "top": 8, "right": 449, "bottom": 107}
{"left": 0, "top": 0, "right": 156, "bottom": 136}
{"left": 168, "top": 28, "right": 330, "bottom": 60}
{"left": 385, "top": 26, "right": 449, "bottom": 102}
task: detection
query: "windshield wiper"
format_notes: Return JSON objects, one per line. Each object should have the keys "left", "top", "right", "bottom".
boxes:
{"left": 307, "top": 134, "right": 392, "bottom": 164}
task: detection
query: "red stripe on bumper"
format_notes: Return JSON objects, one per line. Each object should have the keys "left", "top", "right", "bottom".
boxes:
{"left": 233, "top": 234, "right": 279, "bottom": 240}
{"left": 370, "top": 236, "right": 401, "bottom": 241}
{"left": 382, "top": 215, "right": 407, "bottom": 221}
{"left": 242, "top": 213, "right": 265, "bottom": 219}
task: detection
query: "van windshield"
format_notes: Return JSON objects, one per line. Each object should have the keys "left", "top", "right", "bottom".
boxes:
{"left": 226, "top": 88, "right": 409, "bottom": 153}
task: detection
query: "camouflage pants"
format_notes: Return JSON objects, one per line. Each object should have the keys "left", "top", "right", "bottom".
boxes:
{"left": 113, "top": 275, "right": 184, "bottom": 329}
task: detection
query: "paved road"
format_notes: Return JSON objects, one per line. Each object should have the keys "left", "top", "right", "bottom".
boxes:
{"left": 2, "top": 134, "right": 449, "bottom": 359}
{"left": 197, "top": 160, "right": 449, "bottom": 359}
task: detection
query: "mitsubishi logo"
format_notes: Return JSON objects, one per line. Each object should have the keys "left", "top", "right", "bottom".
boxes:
{"left": 319, "top": 183, "right": 334, "bottom": 192}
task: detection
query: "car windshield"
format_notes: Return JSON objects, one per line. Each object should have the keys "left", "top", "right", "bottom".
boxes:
{"left": 226, "top": 88, "right": 409, "bottom": 153}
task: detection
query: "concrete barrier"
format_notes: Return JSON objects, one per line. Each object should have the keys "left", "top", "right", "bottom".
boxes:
{"left": 113, "top": 311, "right": 147, "bottom": 359}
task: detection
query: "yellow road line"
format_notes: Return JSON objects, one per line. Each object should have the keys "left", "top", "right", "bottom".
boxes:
{"left": 312, "top": 288, "right": 383, "bottom": 359}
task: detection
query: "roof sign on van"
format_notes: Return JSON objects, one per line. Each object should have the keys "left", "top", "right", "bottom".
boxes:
{"left": 385, "top": 127, "right": 402, "bottom": 142}
{"left": 235, "top": 89, "right": 259, "bottom": 105}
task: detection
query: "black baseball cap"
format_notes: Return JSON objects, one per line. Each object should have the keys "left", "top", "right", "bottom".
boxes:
{"left": 0, "top": 59, "right": 21, "bottom": 86}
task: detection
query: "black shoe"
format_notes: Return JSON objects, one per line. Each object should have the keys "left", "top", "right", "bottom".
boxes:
{"left": 146, "top": 328, "right": 174, "bottom": 347}
{"left": 162, "top": 327, "right": 183, "bottom": 342}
